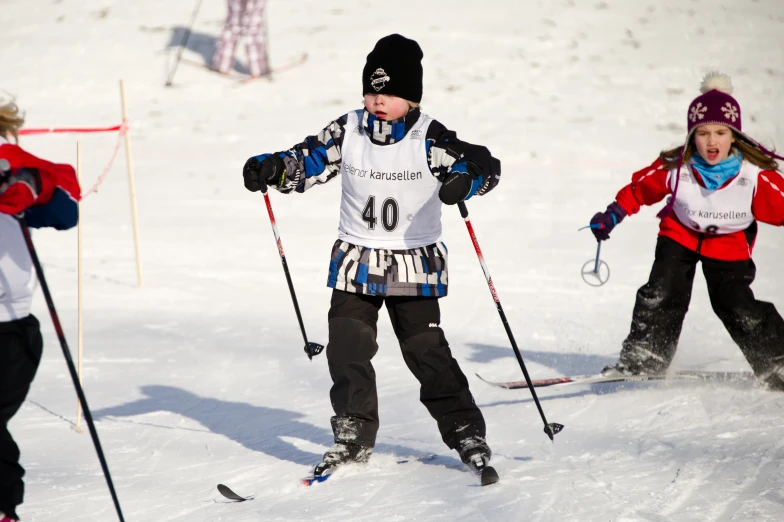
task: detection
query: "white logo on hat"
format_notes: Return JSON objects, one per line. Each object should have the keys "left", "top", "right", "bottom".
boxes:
{"left": 370, "top": 68, "right": 390, "bottom": 92}
{"left": 721, "top": 102, "right": 739, "bottom": 122}
{"left": 689, "top": 102, "right": 707, "bottom": 122}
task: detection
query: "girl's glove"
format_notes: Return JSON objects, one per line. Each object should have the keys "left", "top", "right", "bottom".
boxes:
{"left": 590, "top": 202, "right": 626, "bottom": 241}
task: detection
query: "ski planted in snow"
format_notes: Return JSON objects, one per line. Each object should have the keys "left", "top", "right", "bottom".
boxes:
{"left": 476, "top": 370, "right": 756, "bottom": 390}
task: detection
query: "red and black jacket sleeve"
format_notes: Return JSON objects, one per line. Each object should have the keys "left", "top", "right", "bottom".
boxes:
{"left": 0, "top": 143, "right": 81, "bottom": 230}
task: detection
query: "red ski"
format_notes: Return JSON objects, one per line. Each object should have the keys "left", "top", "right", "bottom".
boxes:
{"left": 180, "top": 53, "right": 308, "bottom": 83}
{"left": 476, "top": 370, "right": 755, "bottom": 390}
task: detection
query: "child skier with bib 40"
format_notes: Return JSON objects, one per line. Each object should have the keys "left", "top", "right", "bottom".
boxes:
{"left": 589, "top": 72, "right": 784, "bottom": 390}
{"left": 0, "top": 97, "right": 80, "bottom": 522}
{"left": 243, "top": 34, "right": 502, "bottom": 484}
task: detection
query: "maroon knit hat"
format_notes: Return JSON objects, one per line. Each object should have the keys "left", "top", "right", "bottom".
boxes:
{"left": 657, "top": 72, "right": 783, "bottom": 219}
{"left": 686, "top": 72, "right": 741, "bottom": 134}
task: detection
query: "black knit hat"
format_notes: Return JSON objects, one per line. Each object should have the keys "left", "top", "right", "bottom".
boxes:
{"left": 362, "top": 34, "right": 423, "bottom": 103}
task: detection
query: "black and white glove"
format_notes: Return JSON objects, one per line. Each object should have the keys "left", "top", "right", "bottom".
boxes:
{"left": 242, "top": 154, "right": 286, "bottom": 192}
{"left": 438, "top": 156, "right": 501, "bottom": 205}
{"left": 439, "top": 161, "right": 481, "bottom": 205}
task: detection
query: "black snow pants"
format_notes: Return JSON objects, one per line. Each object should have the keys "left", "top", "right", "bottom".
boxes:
{"left": 0, "top": 314, "right": 44, "bottom": 520}
{"left": 326, "top": 290, "right": 485, "bottom": 450}
{"left": 620, "top": 236, "right": 784, "bottom": 377}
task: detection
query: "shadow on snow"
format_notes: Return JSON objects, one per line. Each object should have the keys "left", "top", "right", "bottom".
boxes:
{"left": 466, "top": 342, "right": 617, "bottom": 376}
{"left": 165, "top": 27, "right": 253, "bottom": 75}
{"left": 92, "top": 385, "right": 464, "bottom": 469}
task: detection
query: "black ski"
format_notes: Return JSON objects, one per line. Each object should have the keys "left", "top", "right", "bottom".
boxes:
{"left": 300, "top": 454, "right": 438, "bottom": 486}
{"left": 217, "top": 483, "right": 252, "bottom": 502}
{"left": 480, "top": 466, "right": 500, "bottom": 486}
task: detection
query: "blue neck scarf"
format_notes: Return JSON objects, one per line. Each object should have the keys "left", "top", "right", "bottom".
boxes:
{"left": 361, "top": 108, "right": 419, "bottom": 145}
{"left": 691, "top": 151, "right": 743, "bottom": 191}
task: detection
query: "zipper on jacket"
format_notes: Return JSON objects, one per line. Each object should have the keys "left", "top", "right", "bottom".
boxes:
{"left": 695, "top": 232, "right": 704, "bottom": 254}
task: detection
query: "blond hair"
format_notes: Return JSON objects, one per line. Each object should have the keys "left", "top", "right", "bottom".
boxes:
{"left": 0, "top": 96, "right": 25, "bottom": 143}
{"left": 660, "top": 131, "right": 779, "bottom": 172}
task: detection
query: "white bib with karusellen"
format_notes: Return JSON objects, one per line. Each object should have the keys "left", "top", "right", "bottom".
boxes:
{"left": 337, "top": 110, "right": 441, "bottom": 249}
{"left": 670, "top": 160, "right": 758, "bottom": 235}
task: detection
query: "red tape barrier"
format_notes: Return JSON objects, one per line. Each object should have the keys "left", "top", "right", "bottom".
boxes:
{"left": 19, "top": 124, "right": 124, "bottom": 135}
{"left": 19, "top": 121, "right": 129, "bottom": 198}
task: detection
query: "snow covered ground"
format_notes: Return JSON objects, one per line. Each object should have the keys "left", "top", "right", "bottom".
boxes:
{"left": 2, "top": 0, "right": 784, "bottom": 520}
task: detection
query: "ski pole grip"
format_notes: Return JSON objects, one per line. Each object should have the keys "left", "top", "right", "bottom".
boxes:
{"left": 458, "top": 201, "right": 469, "bottom": 219}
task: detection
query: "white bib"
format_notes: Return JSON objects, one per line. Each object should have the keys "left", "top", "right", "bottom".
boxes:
{"left": 0, "top": 213, "right": 35, "bottom": 321}
{"left": 337, "top": 110, "right": 441, "bottom": 249}
{"left": 670, "top": 161, "right": 758, "bottom": 235}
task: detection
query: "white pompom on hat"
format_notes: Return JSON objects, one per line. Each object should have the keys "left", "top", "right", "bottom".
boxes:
{"left": 699, "top": 71, "right": 734, "bottom": 95}
{"left": 686, "top": 71, "right": 741, "bottom": 134}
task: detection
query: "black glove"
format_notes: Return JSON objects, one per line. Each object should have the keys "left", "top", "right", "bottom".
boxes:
{"left": 243, "top": 155, "right": 286, "bottom": 192}
{"left": 589, "top": 202, "right": 627, "bottom": 241}
{"left": 439, "top": 162, "right": 481, "bottom": 205}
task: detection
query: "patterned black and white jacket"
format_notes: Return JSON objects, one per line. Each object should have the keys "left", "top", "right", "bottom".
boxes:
{"left": 254, "top": 108, "right": 500, "bottom": 297}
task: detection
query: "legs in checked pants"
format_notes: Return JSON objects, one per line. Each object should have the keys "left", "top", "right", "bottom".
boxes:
{"left": 211, "top": 0, "right": 269, "bottom": 77}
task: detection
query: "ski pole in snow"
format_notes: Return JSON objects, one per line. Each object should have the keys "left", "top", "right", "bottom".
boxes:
{"left": 260, "top": 186, "right": 325, "bottom": 360}
{"left": 164, "top": 0, "right": 205, "bottom": 87}
{"left": 578, "top": 225, "right": 610, "bottom": 286}
{"left": 457, "top": 202, "right": 564, "bottom": 441}
{"left": 15, "top": 217, "right": 127, "bottom": 522}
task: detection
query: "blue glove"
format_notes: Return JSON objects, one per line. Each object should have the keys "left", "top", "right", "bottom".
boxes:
{"left": 590, "top": 202, "right": 626, "bottom": 241}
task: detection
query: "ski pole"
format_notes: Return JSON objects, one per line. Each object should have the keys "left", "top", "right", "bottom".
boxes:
{"left": 164, "top": 0, "right": 204, "bottom": 87}
{"left": 260, "top": 185, "right": 325, "bottom": 359}
{"left": 457, "top": 202, "right": 564, "bottom": 440}
{"left": 15, "top": 217, "right": 127, "bottom": 522}
{"left": 578, "top": 224, "right": 610, "bottom": 286}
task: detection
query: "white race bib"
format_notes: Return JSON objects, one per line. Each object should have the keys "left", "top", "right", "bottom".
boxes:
{"left": 337, "top": 110, "right": 441, "bottom": 249}
{"left": 670, "top": 161, "right": 757, "bottom": 234}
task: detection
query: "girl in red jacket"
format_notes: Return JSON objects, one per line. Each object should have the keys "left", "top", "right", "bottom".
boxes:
{"left": 590, "top": 72, "right": 784, "bottom": 391}
{"left": 0, "top": 97, "right": 80, "bottom": 522}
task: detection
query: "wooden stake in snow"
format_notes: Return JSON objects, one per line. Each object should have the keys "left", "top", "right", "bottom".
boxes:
{"left": 75, "top": 142, "right": 85, "bottom": 434}
{"left": 119, "top": 80, "right": 143, "bottom": 288}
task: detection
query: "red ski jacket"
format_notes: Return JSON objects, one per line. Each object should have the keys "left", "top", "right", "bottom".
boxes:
{"left": 614, "top": 157, "right": 784, "bottom": 261}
